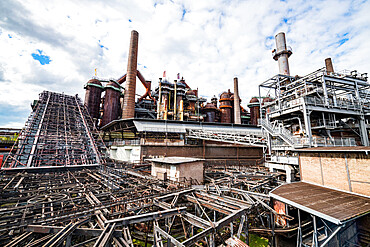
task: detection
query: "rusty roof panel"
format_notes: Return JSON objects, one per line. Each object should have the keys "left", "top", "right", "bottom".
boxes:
{"left": 270, "top": 182, "right": 370, "bottom": 224}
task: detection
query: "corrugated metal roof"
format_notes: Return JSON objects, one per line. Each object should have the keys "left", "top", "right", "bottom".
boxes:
{"left": 270, "top": 182, "right": 370, "bottom": 225}
{"left": 295, "top": 146, "right": 370, "bottom": 152}
{"left": 133, "top": 120, "right": 263, "bottom": 134}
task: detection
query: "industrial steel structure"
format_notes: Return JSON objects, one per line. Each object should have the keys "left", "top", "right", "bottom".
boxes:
{"left": 1, "top": 91, "right": 103, "bottom": 169}
{"left": 2, "top": 29, "right": 370, "bottom": 247}
{"left": 0, "top": 164, "right": 289, "bottom": 247}
{"left": 256, "top": 32, "right": 370, "bottom": 183}
{"left": 260, "top": 33, "right": 370, "bottom": 150}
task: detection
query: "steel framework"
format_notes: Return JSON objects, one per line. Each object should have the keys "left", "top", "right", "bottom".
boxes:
{"left": 2, "top": 91, "right": 104, "bottom": 169}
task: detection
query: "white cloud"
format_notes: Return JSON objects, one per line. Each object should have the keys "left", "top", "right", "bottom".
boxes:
{"left": 0, "top": 0, "right": 369, "bottom": 127}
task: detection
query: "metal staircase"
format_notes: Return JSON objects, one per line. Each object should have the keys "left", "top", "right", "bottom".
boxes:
{"left": 259, "top": 119, "right": 295, "bottom": 147}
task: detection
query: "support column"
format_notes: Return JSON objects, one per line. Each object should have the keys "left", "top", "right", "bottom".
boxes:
{"left": 312, "top": 215, "right": 318, "bottom": 247}
{"left": 302, "top": 102, "right": 312, "bottom": 146}
{"left": 296, "top": 209, "right": 302, "bottom": 247}
{"left": 359, "top": 115, "right": 369, "bottom": 146}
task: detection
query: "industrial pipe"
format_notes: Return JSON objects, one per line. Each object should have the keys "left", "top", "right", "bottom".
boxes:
{"left": 157, "top": 80, "right": 162, "bottom": 119}
{"left": 137, "top": 70, "right": 154, "bottom": 102}
{"left": 174, "top": 80, "right": 177, "bottom": 120}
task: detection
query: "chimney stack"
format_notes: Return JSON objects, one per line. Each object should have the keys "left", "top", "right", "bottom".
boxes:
{"left": 325, "top": 58, "right": 334, "bottom": 74}
{"left": 122, "top": 30, "right": 139, "bottom": 119}
{"left": 233, "top": 77, "right": 241, "bottom": 124}
{"left": 273, "top": 32, "right": 292, "bottom": 76}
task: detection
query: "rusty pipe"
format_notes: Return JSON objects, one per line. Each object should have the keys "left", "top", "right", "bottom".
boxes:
{"left": 117, "top": 74, "right": 127, "bottom": 84}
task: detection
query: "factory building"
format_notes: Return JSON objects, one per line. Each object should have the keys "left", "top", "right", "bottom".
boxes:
{"left": 1, "top": 29, "right": 369, "bottom": 247}
{"left": 256, "top": 32, "right": 370, "bottom": 182}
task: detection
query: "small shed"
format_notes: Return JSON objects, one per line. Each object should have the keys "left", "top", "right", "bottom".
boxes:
{"left": 150, "top": 157, "right": 204, "bottom": 183}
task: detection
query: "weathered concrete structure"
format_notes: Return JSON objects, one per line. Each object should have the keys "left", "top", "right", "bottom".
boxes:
{"left": 150, "top": 157, "right": 204, "bottom": 183}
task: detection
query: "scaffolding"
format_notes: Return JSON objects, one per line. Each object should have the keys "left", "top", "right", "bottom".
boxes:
{"left": 2, "top": 91, "right": 104, "bottom": 169}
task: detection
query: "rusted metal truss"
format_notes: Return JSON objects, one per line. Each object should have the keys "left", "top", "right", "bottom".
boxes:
{"left": 2, "top": 91, "right": 104, "bottom": 169}
{"left": 0, "top": 165, "right": 284, "bottom": 247}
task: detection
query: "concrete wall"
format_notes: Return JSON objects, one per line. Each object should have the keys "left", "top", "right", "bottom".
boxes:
{"left": 109, "top": 145, "right": 141, "bottom": 163}
{"left": 299, "top": 152, "right": 370, "bottom": 196}
{"left": 177, "top": 161, "right": 204, "bottom": 183}
{"left": 151, "top": 161, "right": 204, "bottom": 183}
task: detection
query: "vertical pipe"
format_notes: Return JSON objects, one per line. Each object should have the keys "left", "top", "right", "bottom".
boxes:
{"left": 122, "top": 30, "right": 139, "bottom": 119}
{"left": 179, "top": 100, "right": 184, "bottom": 121}
{"left": 233, "top": 77, "right": 241, "bottom": 124}
{"left": 157, "top": 81, "right": 162, "bottom": 119}
{"left": 174, "top": 81, "right": 177, "bottom": 120}
{"left": 164, "top": 99, "right": 168, "bottom": 120}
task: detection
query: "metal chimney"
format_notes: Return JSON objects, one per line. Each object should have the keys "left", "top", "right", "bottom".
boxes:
{"left": 122, "top": 30, "right": 139, "bottom": 119}
{"left": 273, "top": 32, "right": 292, "bottom": 76}
{"left": 233, "top": 77, "right": 241, "bottom": 124}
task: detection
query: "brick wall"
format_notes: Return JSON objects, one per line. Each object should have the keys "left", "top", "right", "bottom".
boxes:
{"left": 299, "top": 152, "right": 370, "bottom": 196}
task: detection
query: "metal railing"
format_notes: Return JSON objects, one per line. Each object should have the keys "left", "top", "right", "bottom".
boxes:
{"left": 261, "top": 119, "right": 356, "bottom": 148}
{"left": 259, "top": 119, "right": 294, "bottom": 146}
{"left": 272, "top": 136, "right": 356, "bottom": 147}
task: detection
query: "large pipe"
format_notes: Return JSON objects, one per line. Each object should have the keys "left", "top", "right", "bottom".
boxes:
{"left": 233, "top": 77, "right": 241, "bottom": 124}
{"left": 273, "top": 32, "right": 292, "bottom": 76}
{"left": 157, "top": 79, "right": 162, "bottom": 119}
{"left": 179, "top": 100, "right": 184, "bottom": 121}
{"left": 122, "top": 30, "right": 139, "bottom": 119}
{"left": 174, "top": 80, "right": 177, "bottom": 120}
{"left": 325, "top": 58, "right": 334, "bottom": 74}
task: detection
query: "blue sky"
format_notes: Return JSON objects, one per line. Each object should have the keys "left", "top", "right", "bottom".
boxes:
{"left": 0, "top": 0, "right": 370, "bottom": 128}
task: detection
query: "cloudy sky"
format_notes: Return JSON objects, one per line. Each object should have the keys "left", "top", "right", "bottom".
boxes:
{"left": 1, "top": 0, "right": 369, "bottom": 128}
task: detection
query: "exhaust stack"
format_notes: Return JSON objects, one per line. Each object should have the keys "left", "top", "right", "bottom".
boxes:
{"left": 273, "top": 32, "right": 292, "bottom": 76}
{"left": 122, "top": 30, "right": 139, "bottom": 119}
{"left": 325, "top": 58, "right": 334, "bottom": 74}
{"left": 233, "top": 77, "right": 241, "bottom": 124}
